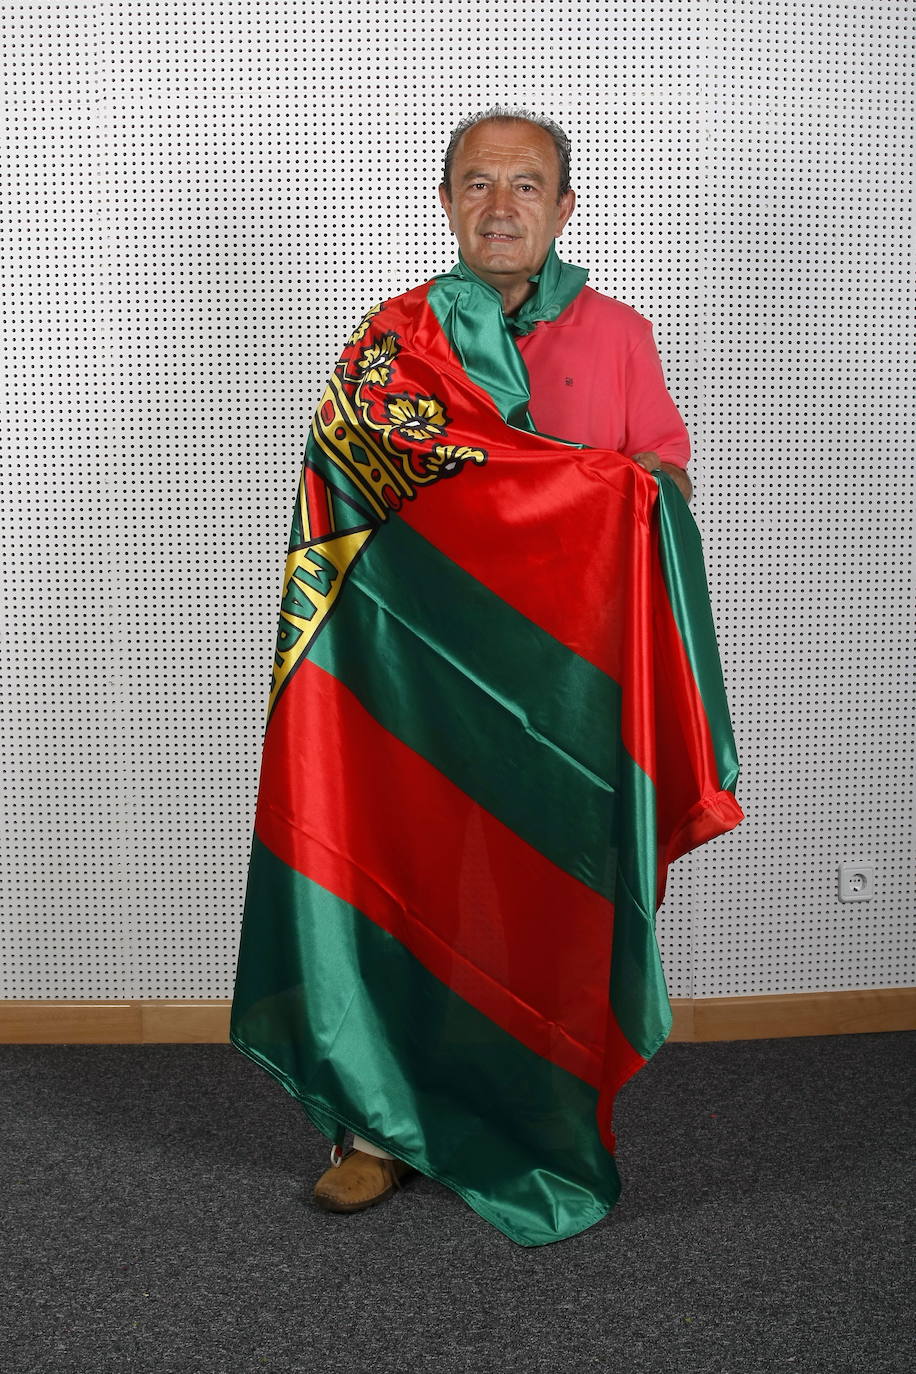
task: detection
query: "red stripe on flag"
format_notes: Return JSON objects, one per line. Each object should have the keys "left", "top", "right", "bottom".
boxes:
{"left": 304, "top": 462, "right": 335, "bottom": 539}
{"left": 255, "top": 656, "right": 635, "bottom": 1089}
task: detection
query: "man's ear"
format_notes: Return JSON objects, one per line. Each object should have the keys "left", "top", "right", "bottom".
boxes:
{"left": 438, "top": 183, "right": 454, "bottom": 231}
{"left": 555, "top": 188, "right": 576, "bottom": 237}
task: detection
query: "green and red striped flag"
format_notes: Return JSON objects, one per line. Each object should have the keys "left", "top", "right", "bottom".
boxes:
{"left": 230, "top": 270, "right": 743, "bottom": 1246}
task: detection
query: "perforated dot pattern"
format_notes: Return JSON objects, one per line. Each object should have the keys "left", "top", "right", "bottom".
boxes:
{"left": 2, "top": 2, "right": 913, "bottom": 999}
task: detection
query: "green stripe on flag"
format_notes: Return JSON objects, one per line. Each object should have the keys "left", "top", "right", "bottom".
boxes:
{"left": 654, "top": 474, "right": 741, "bottom": 791}
{"left": 230, "top": 834, "right": 622, "bottom": 1246}
{"left": 425, "top": 276, "right": 537, "bottom": 430}
{"left": 608, "top": 862, "right": 673, "bottom": 1058}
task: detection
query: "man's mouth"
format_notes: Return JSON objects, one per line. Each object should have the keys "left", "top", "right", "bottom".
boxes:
{"left": 482, "top": 231, "right": 519, "bottom": 241}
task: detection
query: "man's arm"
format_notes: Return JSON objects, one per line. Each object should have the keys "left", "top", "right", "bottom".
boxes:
{"left": 632, "top": 451, "right": 693, "bottom": 503}
{"left": 623, "top": 325, "right": 693, "bottom": 501}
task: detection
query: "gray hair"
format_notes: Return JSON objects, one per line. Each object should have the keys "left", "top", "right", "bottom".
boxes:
{"left": 441, "top": 106, "right": 572, "bottom": 200}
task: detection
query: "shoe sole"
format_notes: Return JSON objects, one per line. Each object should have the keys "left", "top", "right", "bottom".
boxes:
{"left": 313, "top": 1182, "right": 398, "bottom": 1214}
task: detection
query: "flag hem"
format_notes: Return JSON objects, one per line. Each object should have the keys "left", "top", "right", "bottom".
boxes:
{"left": 229, "top": 1029, "right": 616, "bottom": 1247}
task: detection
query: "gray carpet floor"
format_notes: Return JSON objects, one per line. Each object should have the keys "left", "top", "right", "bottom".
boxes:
{"left": 1, "top": 1032, "right": 913, "bottom": 1373}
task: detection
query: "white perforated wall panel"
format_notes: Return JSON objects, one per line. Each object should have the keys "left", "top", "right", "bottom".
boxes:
{"left": 2, "top": 2, "right": 913, "bottom": 1000}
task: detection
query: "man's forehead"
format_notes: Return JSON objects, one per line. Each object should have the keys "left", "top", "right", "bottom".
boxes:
{"left": 452, "top": 120, "right": 560, "bottom": 174}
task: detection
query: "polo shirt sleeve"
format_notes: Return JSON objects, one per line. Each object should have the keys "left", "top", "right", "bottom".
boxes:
{"left": 622, "top": 326, "right": 691, "bottom": 469}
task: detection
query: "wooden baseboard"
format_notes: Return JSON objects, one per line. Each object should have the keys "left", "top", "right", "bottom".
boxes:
{"left": 0, "top": 988, "right": 912, "bottom": 1045}
{"left": 666, "top": 987, "right": 915, "bottom": 1041}
{"left": 0, "top": 1000, "right": 232, "bottom": 1045}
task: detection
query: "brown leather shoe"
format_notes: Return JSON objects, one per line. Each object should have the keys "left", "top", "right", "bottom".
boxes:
{"left": 313, "top": 1148, "right": 416, "bottom": 1214}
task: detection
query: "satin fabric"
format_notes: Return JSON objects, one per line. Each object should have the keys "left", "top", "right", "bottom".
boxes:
{"left": 429, "top": 245, "right": 589, "bottom": 430}
{"left": 450, "top": 243, "right": 590, "bottom": 335}
{"left": 235, "top": 840, "right": 624, "bottom": 1245}
{"left": 230, "top": 271, "right": 743, "bottom": 1246}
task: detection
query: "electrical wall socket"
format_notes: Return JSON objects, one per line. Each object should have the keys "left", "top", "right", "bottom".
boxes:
{"left": 839, "top": 863, "right": 875, "bottom": 902}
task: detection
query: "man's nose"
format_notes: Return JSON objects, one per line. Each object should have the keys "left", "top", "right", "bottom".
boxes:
{"left": 489, "top": 183, "right": 513, "bottom": 216}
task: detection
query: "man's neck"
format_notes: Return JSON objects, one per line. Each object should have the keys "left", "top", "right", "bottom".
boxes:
{"left": 497, "top": 279, "right": 537, "bottom": 317}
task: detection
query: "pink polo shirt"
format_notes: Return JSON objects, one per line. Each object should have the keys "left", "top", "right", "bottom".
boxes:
{"left": 515, "top": 286, "right": 691, "bottom": 468}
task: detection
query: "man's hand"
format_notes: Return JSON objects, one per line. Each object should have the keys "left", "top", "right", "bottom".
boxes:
{"left": 631, "top": 451, "right": 693, "bottom": 503}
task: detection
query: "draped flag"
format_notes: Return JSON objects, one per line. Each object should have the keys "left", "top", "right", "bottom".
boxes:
{"left": 230, "top": 270, "right": 744, "bottom": 1246}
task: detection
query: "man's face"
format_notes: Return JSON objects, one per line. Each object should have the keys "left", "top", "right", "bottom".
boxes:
{"left": 438, "top": 120, "right": 576, "bottom": 297}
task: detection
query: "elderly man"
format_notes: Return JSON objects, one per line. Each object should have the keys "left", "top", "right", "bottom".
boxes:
{"left": 231, "top": 107, "right": 740, "bottom": 1244}
{"left": 310, "top": 107, "right": 691, "bottom": 1211}
{"left": 435, "top": 110, "right": 692, "bottom": 502}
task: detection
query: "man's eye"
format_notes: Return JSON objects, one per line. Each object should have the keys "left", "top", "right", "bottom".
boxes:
{"left": 518, "top": 184, "right": 535, "bottom": 193}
